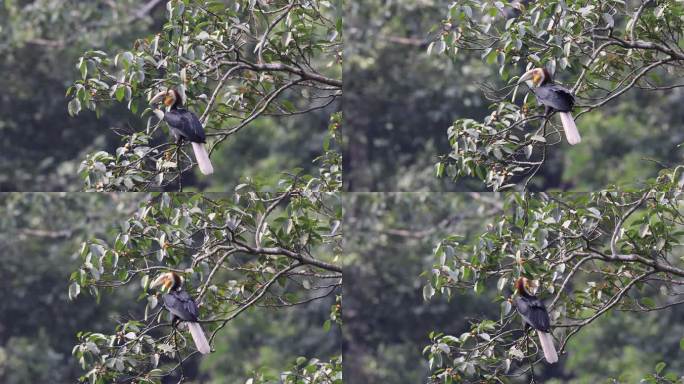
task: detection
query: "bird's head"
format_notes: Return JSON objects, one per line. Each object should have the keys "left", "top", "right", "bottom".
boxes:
{"left": 150, "top": 271, "right": 183, "bottom": 292}
{"left": 512, "top": 0, "right": 526, "bottom": 12}
{"left": 149, "top": 88, "right": 183, "bottom": 111}
{"left": 518, "top": 67, "right": 550, "bottom": 88}
{"left": 514, "top": 276, "right": 538, "bottom": 296}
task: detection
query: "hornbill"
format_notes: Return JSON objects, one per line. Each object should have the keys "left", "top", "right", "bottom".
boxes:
{"left": 502, "top": 0, "right": 528, "bottom": 19}
{"left": 150, "top": 272, "right": 211, "bottom": 354}
{"left": 149, "top": 89, "right": 214, "bottom": 175}
{"left": 518, "top": 67, "right": 581, "bottom": 145}
{"left": 513, "top": 277, "right": 558, "bottom": 363}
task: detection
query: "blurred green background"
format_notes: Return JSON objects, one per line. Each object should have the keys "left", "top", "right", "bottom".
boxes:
{"left": 343, "top": 192, "right": 684, "bottom": 383}
{"left": 0, "top": 1, "right": 334, "bottom": 192}
{"left": 0, "top": 193, "right": 339, "bottom": 383}
{"left": 343, "top": 0, "right": 684, "bottom": 191}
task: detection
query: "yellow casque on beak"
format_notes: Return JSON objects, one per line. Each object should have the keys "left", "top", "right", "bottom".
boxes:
{"left": 149, "top": 90, "right": 176, "bottom": 112}
{"left": 150, "top": 273, "right": 173, "bottom": 292}
{"left": 149, "top": 90, "right": 167, "bottom": 104}
{"left": 150, "top": 271, "right": 184, "bottom": 293}
{"left": 518, "top": 68, "right": 544, "bottom": 87}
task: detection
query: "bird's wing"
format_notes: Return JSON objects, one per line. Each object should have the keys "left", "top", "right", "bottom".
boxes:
{"left": 162, "top": 291, "right": 200, "bottom": 322}
{"left": 177, "top": 290, "right": 201, "bottom": 320}
{"left": 526, "top": 297, "right": 551, "bottom": 331}
{"left": 533, "top": 84, "right": 575, "bottom": 112}
{"left": 515, "top": 296, "right": 551, "bottom": 332}
{"left": 164, "top": 109, "right": 206, "bottom": 143}
{"left": 514, "top": 296, "right": 533, "bottom": 324}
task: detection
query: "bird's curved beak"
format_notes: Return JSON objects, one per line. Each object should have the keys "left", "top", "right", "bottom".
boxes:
{"left": 518, "top": 69, "right": 536, "bottom": 85}
{"left": 150, "top": 274, "right": 165, "bottom": 289}
{"left": 149, "top": 90, "right": 167, "bottom": 105}
{"left": 150, "top": 274, "right": 174, "bottom": 293}
{"left": 150, "top": 90, "right": 172, "bottom": 113}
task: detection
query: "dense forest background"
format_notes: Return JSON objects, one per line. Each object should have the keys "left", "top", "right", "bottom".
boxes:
{"left": 0, "top": 193, "right": 339, "bottom": 383}
{"left": 343, "top": 193, "right": 684, "bottom": 383}
{"left": 344, "top": 0, "right": 684, "bottom": 191}
{"left": 4, "top": 0, "right": 684, "bottom": 383}
{"left": 0, "top": 1, "right": 335, "bottom": 192}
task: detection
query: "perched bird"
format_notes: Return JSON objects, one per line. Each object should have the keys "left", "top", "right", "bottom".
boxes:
{"left": 150, "top": 271, "right": 211, "bottom": 354}
{"left": 513, "top": 277, "right": 558, "bottom": 363}
{"left": 149, "top": 88, "right": 214, "bottom": 175}
{"left": 518, "top": 67, "right": 580, "bottom": 145}
{"left": 502, "top": 0, "right": 528, "bottom": 19}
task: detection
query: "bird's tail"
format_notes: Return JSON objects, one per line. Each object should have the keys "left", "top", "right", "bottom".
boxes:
{"left": 191, "top": 142, "right": 214, "bottom": 175}
{"left": 187, "top": 321, "right": 211, "bottom": 354}
{"left": 536, "top": 330, "right": 558, "bottom": 363}
{"left": 559, "top": 112, "right": 581, "bottom": 145}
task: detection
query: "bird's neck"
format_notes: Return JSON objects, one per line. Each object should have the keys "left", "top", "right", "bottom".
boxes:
{"left": 540, "top": 68, "right": 553, "bottom": 85}
{"left": 515, "top": 279, "right": 533, "bottom": 298}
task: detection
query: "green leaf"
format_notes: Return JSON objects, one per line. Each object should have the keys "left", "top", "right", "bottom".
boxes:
{"left": 509, "top": 346, "right": 524, "bottom": 360}
{"left": 423, "top": 284, "right": 435, "bottom": 301}
{"left": 655, "top": 361, "right": 666, "bottom": 374}
{"left": 69, "top": 282, "right": 80, "bottom": 300}
{"left": 68, "top": 98, "right": 81, "bottom": 116}
{"left": 501, "top": 300, "right": 512, "bottom": 316}
{"left": 147, "top": 294, "right": 158, "bottom": 310}
{"left": 497, "top": 276, "right": 508, "bottom": 291}
{"left": 641, "top": 297, "right": 656, "bottom": 309}
{"left": 602, "top": 13, "right": 614, "bottom": 28}
{"left": 115, "top": 85, "right": 125, "bottom": 102}
{"left": 474, "top": 280, "right": 485, "bottom": 294}
{"left": 79, "top": 58, "right": 88, "bottom": 79}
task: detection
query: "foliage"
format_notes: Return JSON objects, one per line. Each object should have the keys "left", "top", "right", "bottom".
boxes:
{"left": 69, "top": 188, "right": 342, "bottom": 383}
{"left": 343, "top": 193, "right": 501, "bottom": 383}
{"left": 0, "top": 193, "right": 143, "bottom": 383}
{"left": 317, "top": 112, "right": 343, "bottom": 192}
{"left": 67, "top": 0, "right": 342, "bottom": 191}
{"left": 344, "top": 0, "right": 493, "bottom": 191}
{"left": 432, "top": 0, "right": 684, "bottom": 190}
{"left": 0, "top": 193, "right": 340, "bottom": 383}
{"left": 1, "top": 0, "right": 148, "bottom": 50}
{"left": 247, "top": 355, "right": 342, "bottom": 384}
{"left": 0, "top": 0, "right": 156, "bottom": 191}
{"left": 423, "top": 166, "right": 684, "bottom": 382}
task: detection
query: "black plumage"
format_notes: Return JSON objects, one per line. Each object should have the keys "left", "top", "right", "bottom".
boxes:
{"left": 162, "top": 289, "right": 201, "bottom": 322}
{"left": 150, "top": 88, "right": 214, "bottom": 174}
{"left": 533, "top": 83, "right": 575, "bottom": 114}
{"left": 519, "top": 67, "right": 581, "bottom": 145}
{"left": 164, "top": 108, "right": 207, "bottom": 144}
{"left": 150, "top": 272, "right": 211, "bottom": 354}
{"left": 514, "top": 277, "right": 559, "bottom": 363}
{"left": 514, "top": 293, "right": 551, "bottom": 332}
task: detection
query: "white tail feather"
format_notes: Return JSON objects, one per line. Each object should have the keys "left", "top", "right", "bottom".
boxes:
{"left": 191, "top": 142, "right": 214, "bottom": 175}
{"left": 536, "top": 330, "right": 558, "bottom": 363}
{"left": 559, "top": 112, "right": 581, "bottom": 145}
{"left": 187, "top": 322, "right": 211, "bottom": 354}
